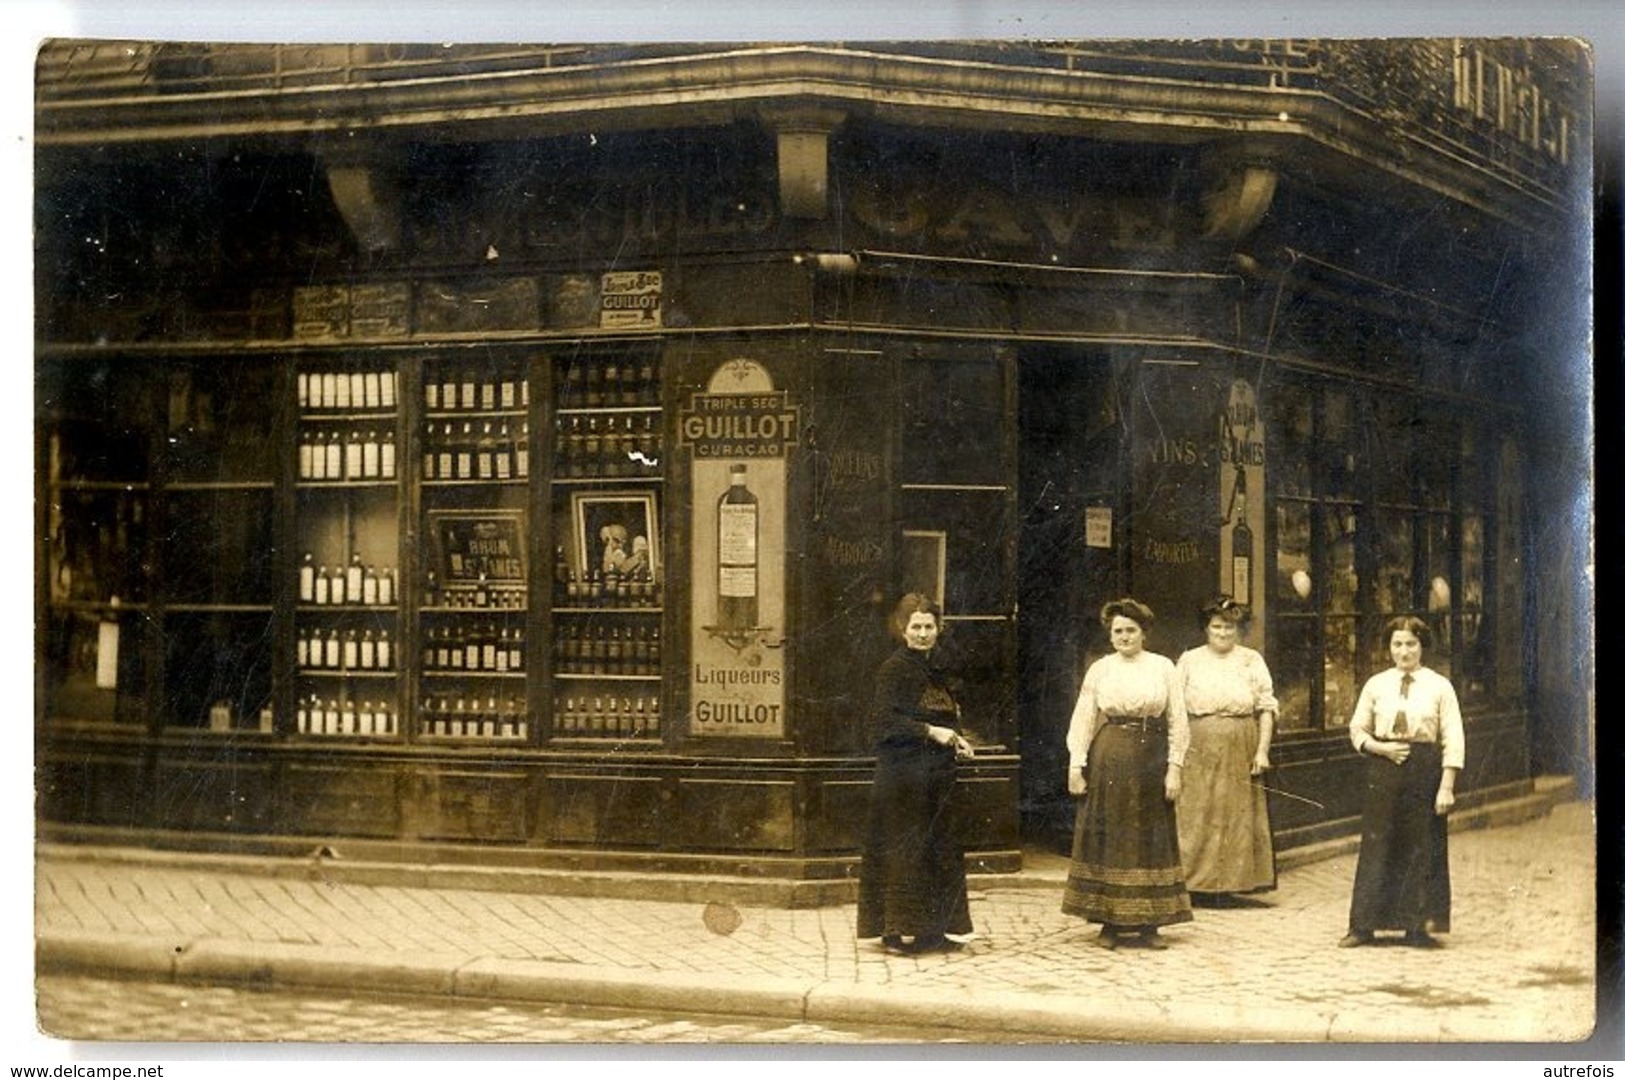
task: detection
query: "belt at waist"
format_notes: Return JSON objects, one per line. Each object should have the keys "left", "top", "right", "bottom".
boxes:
{"left": 1103, "top": 714, "right": 1165, "bottom": 727}
{"left": 1190, "top": 712, "right": 1253, "bottom": 721}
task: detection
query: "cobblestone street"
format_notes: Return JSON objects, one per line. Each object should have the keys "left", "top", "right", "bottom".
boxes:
{"left": 35, "top": 798, "right": 1600, "bottom": 1046}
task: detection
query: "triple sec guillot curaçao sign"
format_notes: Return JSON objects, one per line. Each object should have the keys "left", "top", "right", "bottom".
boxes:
{"left": 678, "top": 359, "right": 799, "bottom": 738}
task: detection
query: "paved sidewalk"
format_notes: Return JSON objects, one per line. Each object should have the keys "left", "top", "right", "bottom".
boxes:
{"left": 36, "top": 795, "right": 1598, "bottom": 1045}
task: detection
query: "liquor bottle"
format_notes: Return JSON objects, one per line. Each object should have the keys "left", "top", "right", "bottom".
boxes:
{"left": 717, "top": 464, "right": 760, "bottom": 631}
{"left": 297, "top": 371, "right": 310, "bottom": 411}
{"left": 299, "top": 553, "right": 316, "bottom": 603}
{"left": 348, "top": 370, "right": 366, "bottom": 411}
{"left": 440, "top": 371, "right": 458, "bottom": 412}
{"left": 346, "top": 428, "right": 363, "bottom": 480}
{"left": 477, "top": 422, "right": 495, "bottom": 480}
{"left": 456, "top": 422, "right": 474, "bottom": 480}
{"left": 566, "top": 417, "right": 585, "bottom": 477}
{"left": 1228, "top": 467, "right": 1253, "bottom": 606}
{"left": 637, "top": 354, "right": 657, "bottom": 405}
{"left": 319, "top": 371, "right": 338, "bottom": 411}
{"left": 480, "top": 375, "right": 496, "bottom": 412}
{"left": 380, "top": 369, "right": 396, "bottom": 409}
{"left": 324, "top": 629, "right": 341, "bottom": 670}
{"left": 481, "top": 622, "right": 498, "bottom": 672}
{"left": 342, "top": 629, "right": 358, "bottom": 671}
{"left": 377, "top": 630, "right": 392, "bottom": 670}
{"left": 314, "top": 565, "right": 331, "bottom": 605}
{"left": 460, "top": 370, "right": 476, "bottom": 413}
{"left": 363, "top": 565, "right": 379, "bottom": 605}
{"left": 436, "top": 422, "right": 454, "bottom": 481}
{"left": 500, "top": 373, "right": 517, "bottom": 411}
{"left": 346, "top": 554, "right": 364, "bottom": 604}
{"left": 495, "top": 422, "right": 513, "bottom": 480}
{"left": 298, "top": 428, "right": 314, "bottom": 480}
{"left": 381, "top": 429, "right": 397, "bottom": 479}
{"left": 637, "top": 414, "right": 658, "bottom": 471}
{"left": 296, "top": 626, "right": 310, "bottom": 669}
{"left": 379, "top": 567, "right": 395, "bottom": 606}
{"left": 583, "top": 417, "right": 601, "bottom": 475}
{"left": 334, "top": 370, "right": 351, "bottom": 411}
{"left": 464, "top": 624, "right": 481, "bottom": 672}
{"left": 364, "top": 370, "right": 381, "bottom": 410}
{"left": 358, "top": 699, "right": 375, "bottom": 735}
{"left": 507, "top": 625, "right": 523, "bottom": 672}
{"left": 515, "top": 420, "right": 530, "bottom": 479}
{"left": 324, "top": 430, "right": 342, "bottom": 481}
{"left": 426, "top": 376, "right": 440, "bottom": 411}
{"left": 585, "top": 361, "right": 603, "bottom": 407}
{"left": 360, "top": 629, "right": 376, "bottom": 670}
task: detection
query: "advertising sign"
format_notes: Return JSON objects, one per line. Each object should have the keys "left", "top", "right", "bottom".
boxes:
{"left": 679, "top": 359, "right": 796, "bottom": 739}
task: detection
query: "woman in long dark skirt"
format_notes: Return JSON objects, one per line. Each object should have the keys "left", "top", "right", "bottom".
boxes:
{"left": 1061, "top": 597, "right": 1193, "bottom": 949}
{"left": 1340, "top": 614, "right": 1465, "bottom": 948}
{"left": 856, "top": 593, "right": 976, "bottom": 955}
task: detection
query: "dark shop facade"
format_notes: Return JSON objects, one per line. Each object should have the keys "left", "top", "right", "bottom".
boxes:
{"left": 35, "top": 40, "right": 1592, "bottom": 891}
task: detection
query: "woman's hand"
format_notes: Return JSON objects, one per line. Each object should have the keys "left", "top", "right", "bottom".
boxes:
{"left": 1434, "top": 787, "right": 1456, "bottom": 815}
{"left": 1373, "top": 740, "right": 1411, "bottom": 765}
{"left": 1250, "top": 749, "right": 1272, "bottom": 776}
{"left": 1068, "top": 766, "right": 1087, "bottom": 798}
{"left": 1163, "top": 764, "right": 1182, "bottom": 802}
{"left": 951, "top": 734, "right": 976, "bottom": 760}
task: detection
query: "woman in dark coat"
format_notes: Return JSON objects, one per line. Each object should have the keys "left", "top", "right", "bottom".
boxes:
{"left": 856, "top": 593, "right": 976, "bottom": 954}
{"left": 1340, "top": 615, "right": 1464, "bottom": 948}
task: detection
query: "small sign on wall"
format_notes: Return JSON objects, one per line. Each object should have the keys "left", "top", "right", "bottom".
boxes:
{"left": 600, "top": 271, "right": 662, "bottom": 329}
{"left": 1085, "top": 505, "right": 1113, "bottom": 549}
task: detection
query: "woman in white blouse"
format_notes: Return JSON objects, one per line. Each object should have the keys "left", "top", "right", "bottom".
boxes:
{"left": 1061, "top": 598, "right": 1193, "bottom": 949}
{"left": 1175, "top": 595, "right": 1278, "bottom": 900}
{"left": 1340, "top": 615, "right": 1465, "bottom": 948}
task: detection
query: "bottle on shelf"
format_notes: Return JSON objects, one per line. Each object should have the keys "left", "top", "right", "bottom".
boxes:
{"left": 381, "top": 428, "right": 397, "bottom": 479}
{"left": 516, "top": 420, "right": 530, "bottom": 479}
{"left": 346, "top": 554, "right": 364, "bottom": 605}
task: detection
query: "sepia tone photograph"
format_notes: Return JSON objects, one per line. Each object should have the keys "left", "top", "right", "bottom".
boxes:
{"left": 28, "top": 24, "right": 1601, "bottom": 1056}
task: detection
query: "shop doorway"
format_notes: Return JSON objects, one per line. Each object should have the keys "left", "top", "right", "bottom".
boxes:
{"left": 1015, "top": 348, "right": 1125, "bottom": 848}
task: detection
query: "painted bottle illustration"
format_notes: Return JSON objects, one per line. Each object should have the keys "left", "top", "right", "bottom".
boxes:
{"left": 716, "top": 463, "right": 759, "bottom": 631}
{"left": 1229, "top": 466, "right": 1253, "bottom": 605}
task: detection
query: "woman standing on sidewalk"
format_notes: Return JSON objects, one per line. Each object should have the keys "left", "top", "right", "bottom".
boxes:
{"left": 857, "top": 593, "right": 976, "bottom": 955}
{"left": 1062, "top": 598, "right": 1193, "bottom": 949}
{"left": 1175, "top": 595, "right": 1279, "bottom": 902}
{"left": 1340, "top": 615, "right": 1464, "bottom": 948}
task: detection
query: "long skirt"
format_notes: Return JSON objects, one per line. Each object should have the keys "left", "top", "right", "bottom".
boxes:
{"left": 1061, "top": 722, "right": 1193, "bottom": 928}
{"left": 856, "top": 745, "right": 972, "bottom": 939}
{"left": 1347, "top": 743, "right": 1451, "bottom": 934}
{"left": 1176, "top": 715, "right": 1277, "bottom": 894}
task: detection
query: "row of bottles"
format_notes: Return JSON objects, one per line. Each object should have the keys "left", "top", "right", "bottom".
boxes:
{"left": 424, "top": 576, "right": 527, "bottom": 610}
{"left": 296, "top": 696, "right": 400, "bottom": 737}
{"left": 554, "top": 695, "right": 661, "bottom": 739}
{"left": 554, "top": 568, "right": 662, "bottom": 609}
{"left": 299, "top": 555, "right": 398, "bottom": 606}
{"left": 298, "top": 627, "right": 395, "bottom": 671}
{"left": 421, "top": 420, "right": 530, "bottom": 481}
{"left": 424, "top": 373, "right": 530, "bottom": 414}
{"left": 298, "top": 369, "right": 399, "bottom": 413}
{"left": 298, "top": 427, "right": 399, "bottom": 481}
{"left": 553, "top": 414, "right": 663, "bottom": 478}
{"left": 559, "top": 354, "right": 660, "bottom": 409}
{"left": 421, "top": 623, "right": 525, "bottom": 673}
{"left": 554, "top": 622, "right": 661, "bottom": 676}
{"left": 420, "top": 695, "right": 530, "bottom": 740}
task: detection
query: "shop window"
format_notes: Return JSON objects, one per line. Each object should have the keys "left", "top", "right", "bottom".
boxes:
{"left": 1266, "top": 374, "right": 1525, "bottom": 733}
{"left": 41, "top": 360, "right": 153, "bottom": 726}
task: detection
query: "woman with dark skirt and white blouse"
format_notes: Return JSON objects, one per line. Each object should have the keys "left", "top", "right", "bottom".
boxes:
{"left": 1062, "top": 597, "right": 1193, "bottom": 950}
{"left": 1340, "top": 615, "right": 1465, "bottom": 948}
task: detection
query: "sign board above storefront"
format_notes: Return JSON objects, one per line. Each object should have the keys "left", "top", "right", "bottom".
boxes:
{"left": 600, "top": 270, "right": 663, "bottom": 329}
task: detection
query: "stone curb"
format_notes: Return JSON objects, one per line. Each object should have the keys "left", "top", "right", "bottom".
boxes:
{"left": 38, "top": 928, "right": 1437, "bottom": 1044}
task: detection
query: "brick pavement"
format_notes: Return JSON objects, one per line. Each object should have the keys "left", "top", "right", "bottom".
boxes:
{"left": 35, "top": 798, "right": 1599, "bottom": 1045}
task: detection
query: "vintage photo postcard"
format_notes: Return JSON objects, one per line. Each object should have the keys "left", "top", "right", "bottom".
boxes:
{"left": 32, "top": 37, "right": 1597, "bottom": 1050}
